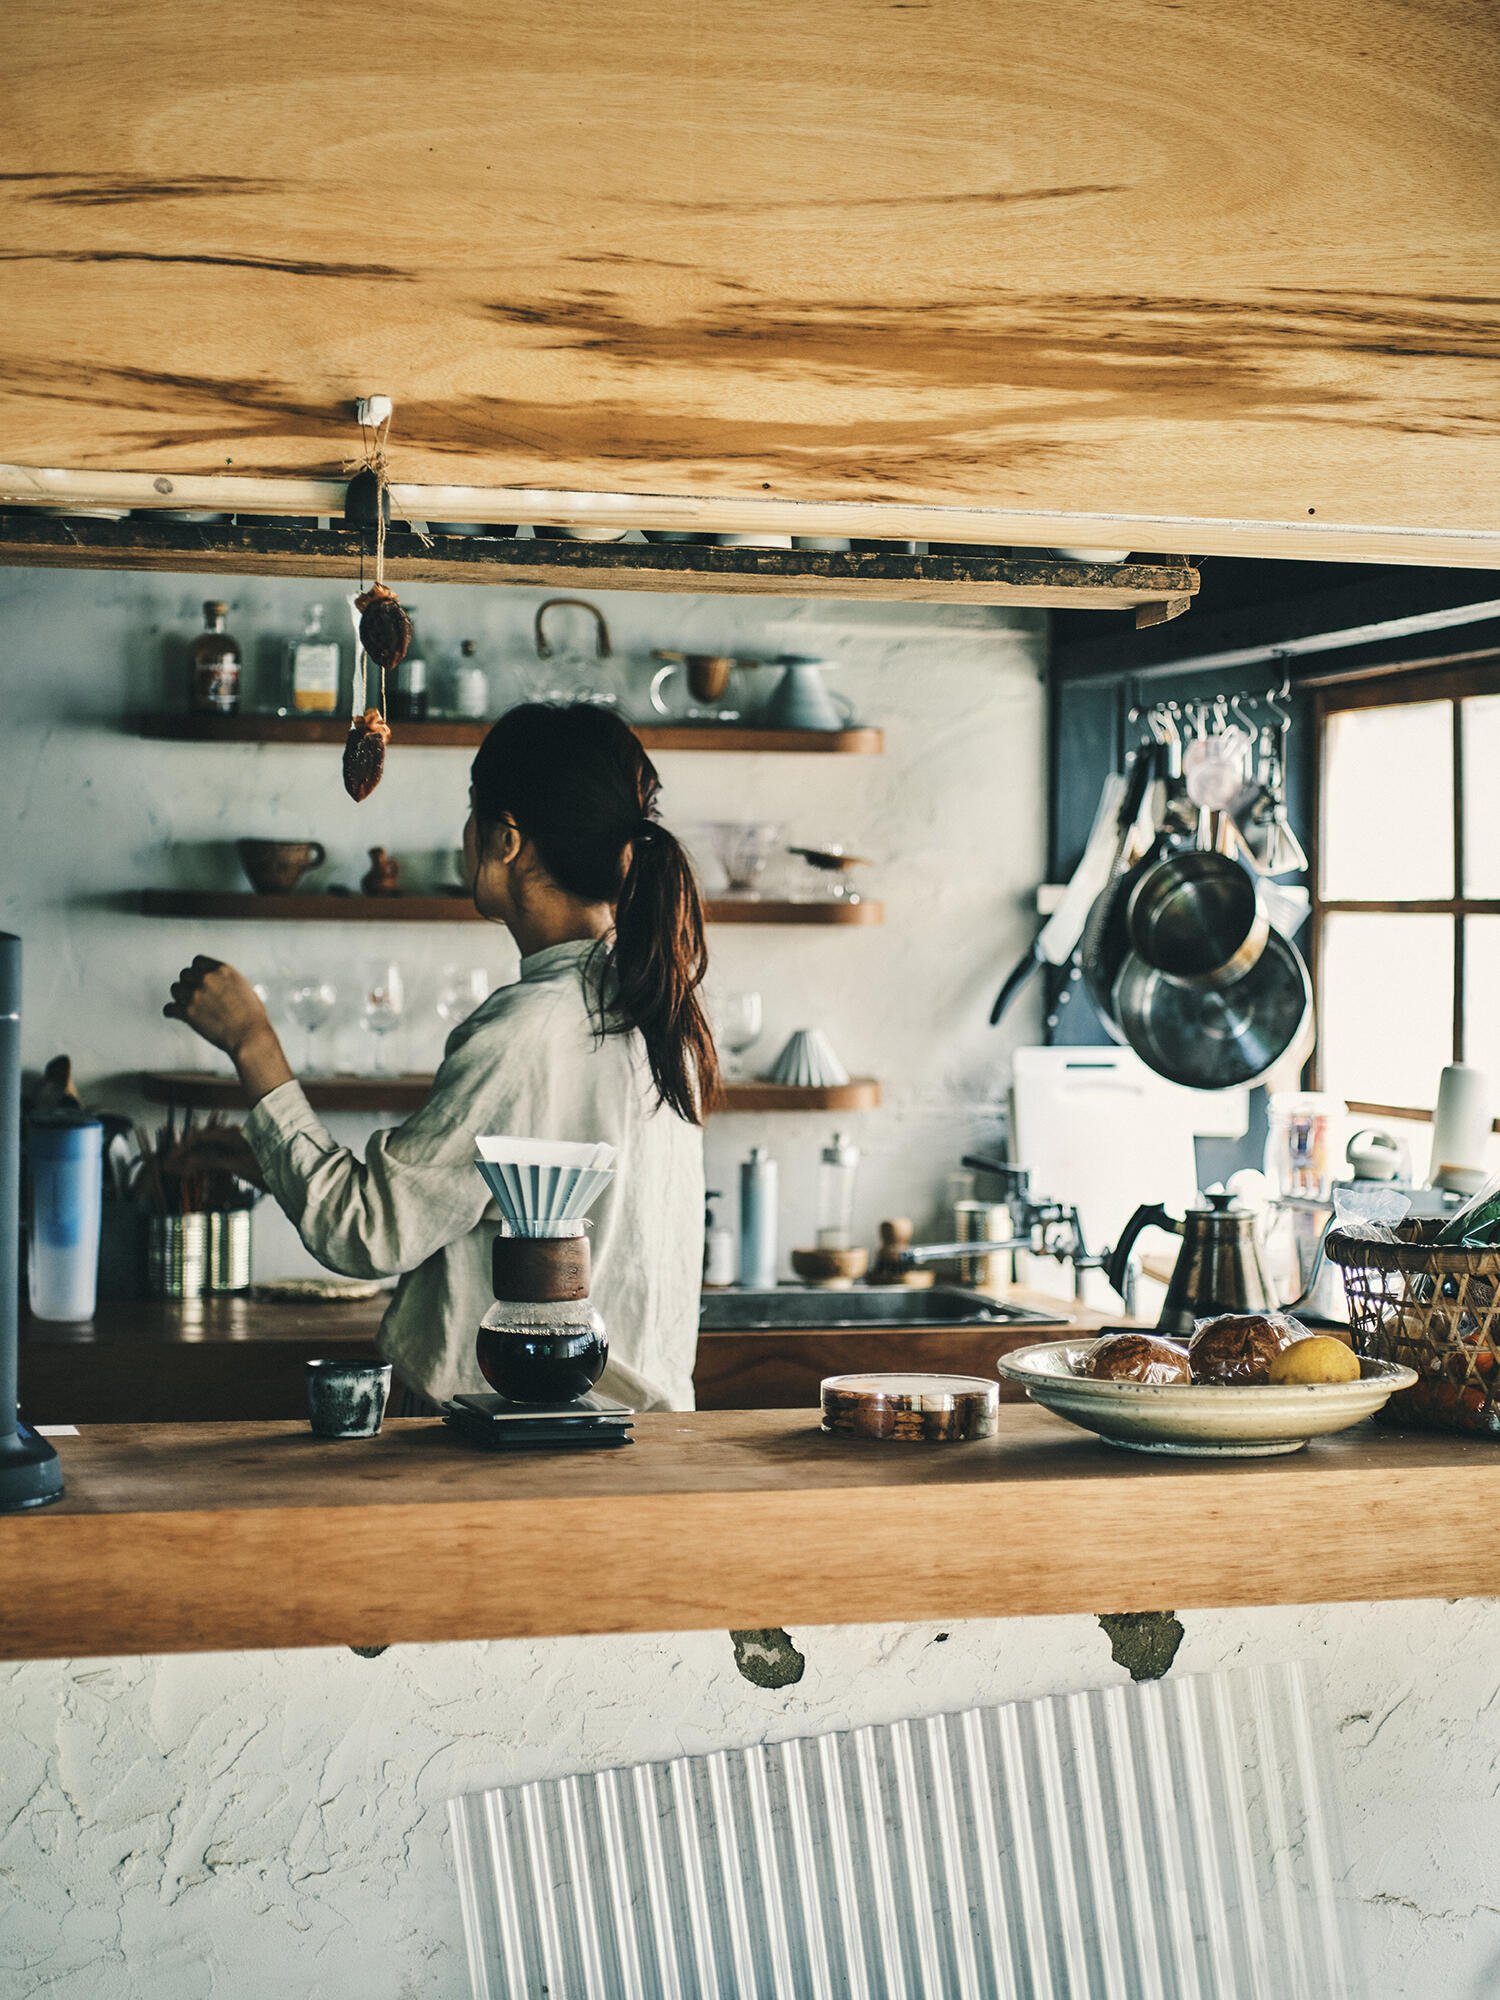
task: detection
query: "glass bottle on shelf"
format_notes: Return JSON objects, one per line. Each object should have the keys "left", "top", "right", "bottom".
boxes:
{"left": 190, "top": 601, "right": 241, "bottom": 715}
{"left": 452, "top": 638, "right": 491, "bottom": 720}
{"left": 392, "top": 609, "right": 428, "bottom": 721}
{"left": 287, "top": 602, "right": 340, "bottom": 715}
{"left": 816, "top": 1132, "right": 860, "bottom": 1250}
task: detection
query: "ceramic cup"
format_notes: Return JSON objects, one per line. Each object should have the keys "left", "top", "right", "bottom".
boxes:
{"left": 306, "top": 1359, "right": 392, "bottom": 1439}
{"left": 238, "top": 838, "right": 326, "bottom": 894}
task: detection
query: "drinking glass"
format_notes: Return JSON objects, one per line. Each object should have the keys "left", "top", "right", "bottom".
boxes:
{"left": 287, "top": 978, "right": 338, "bottom": 1075}
{"left": 715, "top": 991, "right": 763, "bottom": 1081}
{"left": 435, "top": 965, "right": 490, "bottom": 1042}
{"left": 361, "top": 961, "right": 406, "bottom": 1075}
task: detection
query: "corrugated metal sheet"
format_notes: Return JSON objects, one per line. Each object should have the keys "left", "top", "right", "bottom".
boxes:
{"left": 450, "top": 1661, "right": 1353, "bottom": 1998}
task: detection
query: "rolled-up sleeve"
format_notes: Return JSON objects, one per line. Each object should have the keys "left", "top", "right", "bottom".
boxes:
{"left": 243, "top": 1012, "right": 537, "bottom": 1278}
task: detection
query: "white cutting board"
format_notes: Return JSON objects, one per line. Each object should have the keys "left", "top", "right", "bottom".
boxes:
{"left": 1010, "top": 1047, "right": 1249, "bottom": 1298}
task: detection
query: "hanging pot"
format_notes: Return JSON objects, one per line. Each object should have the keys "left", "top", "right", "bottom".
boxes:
{"left": 1124, "top": 848, "right": 1269, "bottom": 987}
{"left": 1111, "top": 928, "right": 1312, "bottom": 1091}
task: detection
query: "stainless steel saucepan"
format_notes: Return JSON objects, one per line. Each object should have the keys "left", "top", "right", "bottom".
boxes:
{"left": 1111, "top": 926, "right": 1312, "bottom": 1090}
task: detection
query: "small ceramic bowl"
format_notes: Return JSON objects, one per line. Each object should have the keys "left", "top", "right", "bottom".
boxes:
{"left": 306, "top": 1360, "right": 392, "bottom": 1439}
{"left": 790, "top": 1247, "right": 870, "bottom": 1289}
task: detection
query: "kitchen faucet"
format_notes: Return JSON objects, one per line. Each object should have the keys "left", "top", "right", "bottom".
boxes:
{"left": 872, "top": 1155, "right": 1135, "bottom": 1311}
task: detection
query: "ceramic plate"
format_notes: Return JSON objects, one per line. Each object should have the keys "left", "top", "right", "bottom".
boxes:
{"left": 999, "top": 1340, "right": 1417, "bottom": 1455}
{"left": 248, "top": 1278, "right": 389, "bottom": 1303}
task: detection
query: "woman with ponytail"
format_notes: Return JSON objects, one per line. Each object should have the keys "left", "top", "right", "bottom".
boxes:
{"left": 162, "top": 703, "right": 719, "bottom": 1411}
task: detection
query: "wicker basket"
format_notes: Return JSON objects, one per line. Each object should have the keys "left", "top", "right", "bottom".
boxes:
{"left": 1326, "top": 1222, "right": 1500, "bottom": 1435}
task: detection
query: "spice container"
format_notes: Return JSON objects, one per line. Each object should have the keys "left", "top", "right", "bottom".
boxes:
{"left": 190, "top": 601, "right": 241, "bottom": 715}
{"left": 452, "top": 638, "right": 490, "bottom": 719}
{"left": 287, "top": 602, "right": 340, "bottom": 714}
{"left": 145, "top": 1212, "right": 208, "bottom": 1298}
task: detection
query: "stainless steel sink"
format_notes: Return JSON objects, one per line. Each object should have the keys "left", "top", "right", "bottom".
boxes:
{"left": 698, "top": 1285, "right": 1071, "bottom": 1333}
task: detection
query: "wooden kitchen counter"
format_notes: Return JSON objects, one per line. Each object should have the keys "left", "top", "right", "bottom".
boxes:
{"left": 20, "top": 1288, "right": 1092, "bottom": 1423}
{"left": 2, "top": 1406, "right": 1495, "bottom": 1662}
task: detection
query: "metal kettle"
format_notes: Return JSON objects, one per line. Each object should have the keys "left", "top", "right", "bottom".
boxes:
{"left": 1106, "top": 1190, "right": 1277, "bottom": 1336}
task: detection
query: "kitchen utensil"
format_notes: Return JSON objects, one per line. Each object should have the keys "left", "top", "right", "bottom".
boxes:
{"left": 1182, "top": 726, "right": 1251, "bottom": 810}
{"left": 443, "top": 1389, "right": 632, "bottom": 1451}
{"left": 206, "top": 1208, "right": 251, "bottom": 1292}
{"left": 815, "top": 1132, "right": 860, "bottom": 1249}
{"left": 740, "top": 1146, "right": 778, "bottom": 1288}
{"left": 237, "top": 838, "right": 326, "bottom": 894}
{"left": 287, "top": 978, "right": 338, "bottom": 1073}
{"left": 999, "top": 1339, "right": 1414, "bottom": 1455}
{"left": 1111, "top": 927, "right": 1312, "bottom": 1091}
{"left": 26, "top": 1113, "right": 102, "bottom": 1322}
{"left": 477, "top": 1229, "right": 608, "bottom": 1402}
{"left": 714, "top": 990, "right": 762, "bottom": 1079}
{"left": 361, "top": 961, "right": 405, "bottom": 1074}
{"left": 821, "top": 1372, "right": 1000, "bottom": 1441}
{"left": 1430, "top": 1063, "right": 1493, "bottom": 1194}
{"left": 248, "top": 1277, "right": 387, "bottom": 1303}
{"left": 1125, "top": 849, "right": 1268, "bottom": 984}
{"left": 649, "top": 651, "right": 763, "bottom": 722}
{"left": 990, "top": 770, "right": 1131, "bottom": 1024}
{"left": 705, "top": 821, "right": 783, "bottom": 895}
{"left": 790, "top": 1246, "right": 870, "bottom": 1288}
{"left": 305, "top": 1359, "right": 392, "bottom": 1439}
{"left": 768, "top": 1028, "right": 849, "bottom": 1088}
{"left": 474, "top": 1137, "right": 615, "bottom": 1238}
{"left": 1346, "top": 1128, "right": 1402, "bottom": 1183}
{"left": 787, "top": 845, "right": 871, "bottom": 904}
{"left": 1074, "top": 749, "right": 1163, "bottom": 1030}
{"left": 1328, "top": 1222, "right": 1500, "bottom": 1434}
{"left": 145, "top": 1212, "right": 208, "bottom": 1298}
{"left": 764, "top": 657, "right": 855, "bottom": 732}
{"left": 1106, "top": 1190, "right": 1279, "bottom": 1335}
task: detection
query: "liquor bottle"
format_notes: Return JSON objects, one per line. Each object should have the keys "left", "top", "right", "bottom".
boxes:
{"left": 288, "top": 602, "right": 340, "bottom": 714}
{"left": 392, "top": 609, "right": 428, "bottom": 721}
{"left": 190, "top": 601, "right": 241, "bottom": 715}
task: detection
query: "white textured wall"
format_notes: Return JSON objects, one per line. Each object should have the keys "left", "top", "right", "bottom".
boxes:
{"left": 0, "top": 568, "right": 1046, "bottom": 1276}
{"left": 3, "top": 1599, "right": 1496, "bottom": 1999}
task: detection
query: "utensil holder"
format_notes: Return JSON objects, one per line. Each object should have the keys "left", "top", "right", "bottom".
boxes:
{"left": 145, "top": 1213, "right": 208, "bottom": 1298}
{"left": 207, "top": 1209, "right": 252, "bottom": 1293}
{"left": 1328, "top": 1221, "right": 1500, "bottom": 1435}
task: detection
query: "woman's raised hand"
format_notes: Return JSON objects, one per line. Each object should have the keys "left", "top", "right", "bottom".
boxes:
{"left": 163, "top": 956, "right": 270, "bottom": 1058}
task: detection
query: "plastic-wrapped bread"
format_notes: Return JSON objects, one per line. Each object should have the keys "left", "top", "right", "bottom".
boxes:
{"left": 1081, "top": 1332, "right": 1192, "bottom": 1385}
{"left": 1189, "top": 1311, "right": 1307, "bottom": 1386}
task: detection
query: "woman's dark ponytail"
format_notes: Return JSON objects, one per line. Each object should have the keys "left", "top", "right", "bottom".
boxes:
{"left": 471, "top": 704, "right": 721, "bottom": 1123}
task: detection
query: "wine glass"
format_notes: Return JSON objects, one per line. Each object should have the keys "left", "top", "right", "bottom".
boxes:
{"left": 709, "top": 822, "right": 783, "bottom": 897}
{"left": 287, "top": 978, "right": 338, "bottom": 1075}
{"left": 361, "top": 961, "right": 406, "bottom": 1076}
{"left": 715, "top": 991, "right": 763, "bottom": 1081}
{"left": 435, "top": 965, "right": 490, "bottom": 1044}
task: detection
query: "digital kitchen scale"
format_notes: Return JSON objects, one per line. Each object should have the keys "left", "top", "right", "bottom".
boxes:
{"left": 442, "top": 1389, "right": 635, "bottom": 1452}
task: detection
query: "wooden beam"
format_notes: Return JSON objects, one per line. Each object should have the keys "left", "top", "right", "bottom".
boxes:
{"left": 0, "top": 512, "right": 1196, "bottom": 611}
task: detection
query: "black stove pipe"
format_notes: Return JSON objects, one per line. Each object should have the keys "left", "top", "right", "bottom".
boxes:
{"left": 0, "top": 933, "right": 63, "bottom": 1510}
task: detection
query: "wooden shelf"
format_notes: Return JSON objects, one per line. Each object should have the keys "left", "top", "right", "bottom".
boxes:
{"left": 139, "top": 889, "right": 883, "bottom": 927}
{"left": 137, "top": 714, "right": 884, "bottom": 756}
{"left": 3, "top": 1408, "right": 1494, "bottom": 1661}
{"left": 139, "top": 1071, "right": 882, "bottom": 1115}
{"left": 0, "top": 512, "right": 1197, "bottom": 617}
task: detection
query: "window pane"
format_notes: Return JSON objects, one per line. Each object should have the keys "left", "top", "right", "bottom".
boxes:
{"left": 1464, "top": 917, "right": 1500, "bottom": 1087}
{"left": 1321, "top": 701, "right": 1453, "bottom": 900}
{"left": 1320, "top": 911, "right": 1453, "bottom": 1108}
{"left": 1463, "top": 695, "right": 1500, "bottom": 895}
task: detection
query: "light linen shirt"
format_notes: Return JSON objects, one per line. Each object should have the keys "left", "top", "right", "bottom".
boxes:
{"left": 243, "top": 939, "right": 705, "bottom": 1410}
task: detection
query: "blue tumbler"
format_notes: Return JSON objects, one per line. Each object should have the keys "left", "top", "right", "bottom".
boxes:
{"left": 27, "top": 1114, "right": 103, "bottom": 1323}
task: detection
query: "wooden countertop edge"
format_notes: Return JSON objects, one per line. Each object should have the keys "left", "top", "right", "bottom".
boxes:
{"left": 5, "top": 1459, "right": 1499, "bottom": 1660}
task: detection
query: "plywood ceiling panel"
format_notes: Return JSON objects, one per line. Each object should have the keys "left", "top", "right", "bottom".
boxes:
{"left": 2, "top": 0, "right": 1497, "bottom": 531}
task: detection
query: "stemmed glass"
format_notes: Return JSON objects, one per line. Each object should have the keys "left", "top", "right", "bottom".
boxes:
{"left": 435, "top": 966, "right": 490, "bottom": 1046}
{"left": 715, "top": 991, "right": 763, "bottom": 1081}
{"left": 287, "top": 978, "right": 338, "bottom": 1076}
{"left": 361, "top": 961, "right": 406, "bottom": 1076}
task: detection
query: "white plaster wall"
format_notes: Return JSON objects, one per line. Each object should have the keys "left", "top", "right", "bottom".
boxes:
{"left": 0, "top": 568, "right": 1045, "bottom": 1278}
{"left": 3, "top": 1600, "right": 1495, "bottom": 1999}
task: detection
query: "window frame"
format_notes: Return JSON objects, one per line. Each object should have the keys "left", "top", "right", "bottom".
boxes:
{"left": 1312, "top": 655, "right": 1500, "bottom": 1121}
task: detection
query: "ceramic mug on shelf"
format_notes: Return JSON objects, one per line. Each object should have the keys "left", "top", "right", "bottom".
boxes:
{"left": 237, "top": 838, "right": 326, "bottom": 894}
